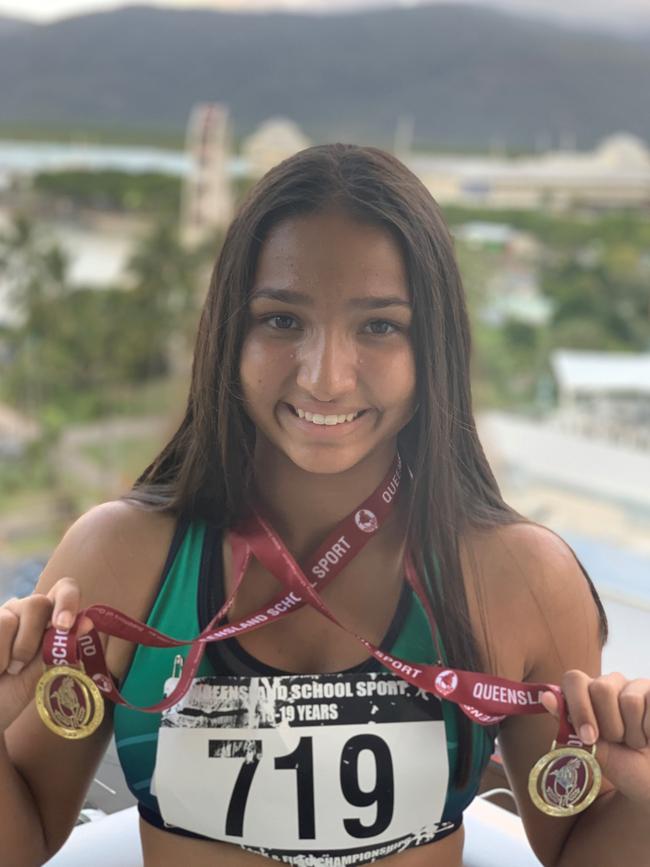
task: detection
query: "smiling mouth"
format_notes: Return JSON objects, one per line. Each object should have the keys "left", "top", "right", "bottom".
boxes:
{"left": 287, "top": 404, "right": 367, "bottom": 427}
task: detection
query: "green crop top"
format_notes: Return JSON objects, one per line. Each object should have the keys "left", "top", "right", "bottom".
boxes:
{"left": 113, "top": 517, "right": 495, "bottom": 855}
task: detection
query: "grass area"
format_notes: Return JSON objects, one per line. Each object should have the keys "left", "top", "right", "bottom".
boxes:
{"left": 2, "top": 525, "right": 61, "bottom": 560}
{"left": 0, "top": 445, "right": 55, "bottom": 506}
{"left": 0, "top": 487, "right": 52, "bottom": 519}
{"left": 0, "top": 486, "right": 76, "bottom": 563}
{"left": 79, "top": 435, "right": 162, "bottom": 485}
{"left": 0, "top": 431, "right": 163, "bottom": 562}
{"left": 106, "top": 372, "right": 190, "bottom": 418}
{"left": 0, "top": 372, "right": 190, "bottom": 561}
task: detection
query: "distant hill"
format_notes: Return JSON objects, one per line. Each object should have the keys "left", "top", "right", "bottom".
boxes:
{"left": 0, "top": 3, "right": 649, "bottom": 150}
{"left": 0, "top": 14, "right": 33, "bottom": 34}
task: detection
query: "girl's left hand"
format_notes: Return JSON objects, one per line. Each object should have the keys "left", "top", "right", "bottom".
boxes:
{"left": 541, "top": 671, "right": 650, "bottom": 805}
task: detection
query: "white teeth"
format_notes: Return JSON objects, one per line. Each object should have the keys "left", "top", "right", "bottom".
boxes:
{"left": 292, "top": 406, "right": 362, "bottom": 426}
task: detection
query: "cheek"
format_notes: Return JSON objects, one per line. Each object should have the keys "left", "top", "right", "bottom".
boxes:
{"left": 397, "top": 356, "right": 417, "bottom": 409}
{"left": 401, "top": 346, "right": 417, "bottom": 392}
{"left": 362, "top": 343, "right": 416, "bottom": 404}
{"left": 239, "top": 335, "right": 294, "bottom": 405}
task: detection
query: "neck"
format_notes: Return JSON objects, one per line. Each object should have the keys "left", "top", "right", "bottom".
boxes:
{"left": 251, "top": 441, "right": 402, "bottom": 559}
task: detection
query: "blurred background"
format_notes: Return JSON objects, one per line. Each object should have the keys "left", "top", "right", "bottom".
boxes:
{"left": 0, "top": 0, "right": 648, "bottom": 812}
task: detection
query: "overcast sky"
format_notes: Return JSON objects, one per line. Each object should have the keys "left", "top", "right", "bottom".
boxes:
{"left": 1, "top": 0, "right": 649, "bottom": 31}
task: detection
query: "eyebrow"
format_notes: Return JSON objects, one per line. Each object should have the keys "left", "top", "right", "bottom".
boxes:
{"left": 250, "top": 287, "right": 411, "bottom": 310}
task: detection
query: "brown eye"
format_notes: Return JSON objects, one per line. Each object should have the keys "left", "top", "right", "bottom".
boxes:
{"left": 364, "top": 320, "right": 398, "bottom": 336}
{"left": 266, "top": 315, "right": 298, "bottom": 330}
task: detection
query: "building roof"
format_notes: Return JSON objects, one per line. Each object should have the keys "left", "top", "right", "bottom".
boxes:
{"left": 242, "top": 117, "right": 311, "bottom": 153}
{"left": 454, "top": 222, "right": 517, "bottom": 245}
{"left": 551, "top": 350, "right": 650, "bottom": 395}
{"left": 407, "top": 132, "right": 650, "bottom": 185}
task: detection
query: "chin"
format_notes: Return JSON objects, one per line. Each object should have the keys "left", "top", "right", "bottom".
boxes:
{"left": 276, "top": 434, "right": 400, "bottom": 479}
{"left": 285, "top": 447, "right": 367, "bottom": 476}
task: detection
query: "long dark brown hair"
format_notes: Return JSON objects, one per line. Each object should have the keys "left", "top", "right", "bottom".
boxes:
{"left": 126, "top": 143, "right": 607, "bottom": 786}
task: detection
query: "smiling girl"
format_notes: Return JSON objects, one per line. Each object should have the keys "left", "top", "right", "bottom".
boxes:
{"left": 0, "top": 144, "right": 649, "bottom": 867}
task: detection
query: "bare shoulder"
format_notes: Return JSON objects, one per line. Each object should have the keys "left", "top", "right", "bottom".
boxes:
{"left": 1, "top": 502, "right": 177, "bottom": 859}
{"left": 460, "top": 520, "right": 595, "bottom": 609}
{"left": 459, "top": 521, "right": 603, "bottom": 681}
{"left": 36, "top": 499, "right": 176, "bottom": 618}
{"left": 35, "top": 499, "right": 178, "bottom": 679}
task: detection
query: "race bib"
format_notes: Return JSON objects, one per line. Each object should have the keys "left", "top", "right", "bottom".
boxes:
{"left": 151, "top": 671, "right": 453, "bottom": 863}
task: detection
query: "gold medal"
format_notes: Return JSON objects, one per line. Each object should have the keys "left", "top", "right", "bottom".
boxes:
{"left": 35, "top": 665, "right": 104, "bottom": 740}
{"left": 528, "top": 740, "right": 601, "bottom": 817}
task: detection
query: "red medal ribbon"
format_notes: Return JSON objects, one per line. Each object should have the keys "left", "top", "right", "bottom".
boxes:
{"left": 236, "top": 511, "right": 575, "bottom": 738}
{"left": 41, "top": 452, "right": 577, "bottom": 748}
{"left": 42, "top": 455, "right": 405, "bottom": 714}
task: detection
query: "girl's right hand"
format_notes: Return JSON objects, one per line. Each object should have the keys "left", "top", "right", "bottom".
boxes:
{"left": 0, "top": 577, "right": 94, "bottom": 733}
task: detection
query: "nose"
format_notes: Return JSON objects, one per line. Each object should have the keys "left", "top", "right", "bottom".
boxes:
{"left": 295, "top": 328, "right": 358, "bottom": 401}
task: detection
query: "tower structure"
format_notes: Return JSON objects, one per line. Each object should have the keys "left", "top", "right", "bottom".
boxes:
{"left": 181, "top": 103, "right": 234, "bottom": 246}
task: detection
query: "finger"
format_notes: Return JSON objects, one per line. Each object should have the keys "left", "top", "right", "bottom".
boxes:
{"left": 562, "top": 669, "right": 600, "bottom": 745}
{"left": 77, "top": 614, "right": 95, "bottom": 636}
{"left": 46, "top": 577, "right": 82, "bottom": 631}
{"left": 0, "top": 607, "right": 20, "bottom": 674}
{"left": 8, "top": 594, "right": 53, "bottom": 676}
{"left": 618, "top": 680, "right": 650, "bottom": 751}
{"left": 589, "top": 672, "right": 628, "bottom": 744}
{"left": 540, "top": 690, "right": 559, "bottom": 717}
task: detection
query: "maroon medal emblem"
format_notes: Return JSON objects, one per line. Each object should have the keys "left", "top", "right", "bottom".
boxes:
{"left": 435, "top": 669, "right": 458, "bottom": 697}
{"left": 91, "top": 672, "right": 114, "bottom": 694}
{"left": 354, "top": 509, "right": 379, "bottom": 533}
{"left": 36, "top": 665, "right": 104, "bottom": 740}
{"left": 528, "top": 741, "right": 601, "bottom": 816}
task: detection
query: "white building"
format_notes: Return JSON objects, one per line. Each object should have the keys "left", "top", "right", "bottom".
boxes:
{"left": 550, "top": 349, "right": 650, "bottom": 448}
{"left": 242, "top": 118, "right": 311, "bottom": 179}
{"left": 454, "top": 221, "right": 518, "bottom": 248}
{"left": 408, "top": 133, "right": 650, "bottom": 211}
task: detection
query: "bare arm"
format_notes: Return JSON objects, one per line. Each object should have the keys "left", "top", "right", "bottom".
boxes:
{"left": 0, "top": 702, "right": 50, "bottom": 866}
{"left": 490, "top": 525, "right": 650, "bottom": 866}
{"left": 0, "top": 501, "right": 168, "bottom": 865}
{"left": 555, "top": 788, "right": 650, "bottom": 866}
{"left": 1, "top": 699, "right": 114, "bottom": 865}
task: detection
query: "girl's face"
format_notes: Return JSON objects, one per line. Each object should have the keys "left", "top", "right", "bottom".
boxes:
{"left": 240, "top": 209, "right": 416, "bottom": 476}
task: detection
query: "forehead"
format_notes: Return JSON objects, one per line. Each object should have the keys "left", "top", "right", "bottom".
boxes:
{"left": 252, "top": 209, "right": 409, "bottom": 299}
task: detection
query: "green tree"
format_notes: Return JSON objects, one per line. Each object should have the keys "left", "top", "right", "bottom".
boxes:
{"left": 0, "top": 216, "right": 71, "bottom": 418}
{"left": 0, "top": 214, "right": 70, "bottom": 327}
{"left": 119, "top": 221, "right": 211, "bottom": 379}
{"left": 0, "top": 217, "right": 214, "bottom": 423}
{"left": 33, "top": 170, "right": 182, "bottom": 218}
{"left": 542, "top": 248, "right": 650, "bottom": 351}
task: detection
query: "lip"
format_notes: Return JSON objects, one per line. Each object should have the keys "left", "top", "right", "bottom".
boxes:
{"left": 280, "top": 402, "right": 372, "bottom": 436}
